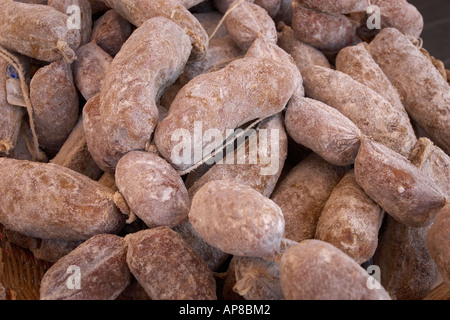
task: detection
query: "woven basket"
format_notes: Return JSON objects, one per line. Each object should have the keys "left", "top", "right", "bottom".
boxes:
{"left": 0, "top": 225, "right": 52, "bottom": 300}
{"left": 424, "top": 283, "right": 450, "bottom": 300}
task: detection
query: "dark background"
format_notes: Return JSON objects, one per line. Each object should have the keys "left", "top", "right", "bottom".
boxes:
{"left": 409, "top": 0, "right": 450, "bottom": 68}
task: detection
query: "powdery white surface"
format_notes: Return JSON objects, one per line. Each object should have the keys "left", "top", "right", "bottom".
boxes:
{"left": 155, "top": 56, "right": 300, "bottom": 171}
{"left": 189, "top": 180, "right": 285, "bottom": 257}
{"left": 40, "top": 234, "right": 130, "bottom": 300}
{"left": 409, "top": 138, "right": 450, "bottom": 199}
{"left": 278, "top": 25, "right": 331, "bottom": 73}
{"left": 368, "top": 28, "right": 450, "bottom": 155}
{"left": 30, "top": 59, "right": 79, "bottom": 156}
{"left": 103, "top": 0, "right": 208, "bottom": 60}
{"left": 0, "top": 1, "right": 80, "bottom": 62}
{"left": 188, "top": 114, "right": 287, "bottom": 199}
{"left": 372, "top": 0, "right": 424, "bottom": 37}
{"left": 115, "top": 151, "right": 190, "bottom": 228}
{"left": 280, "top": 240, "right": 391, "bottom": 300}
{"left": 224, "top": 1, "right": 277, "bottom": 51}
{"left": 0, "top": 158, "right": 124, "bottom": 240}
{"left": 125, "top": 227, "right": 217, "bottom": 300}
{"left": 84, "top": 17, "right": 192, "bottom": 172}
{"left": 374, "top": 215, "right": 436, "bottom": 300}
{"left": 354, "top": 138, "right": 445, "bottom": 228}
{"left": 315, "top": 170, "right": 383, "bottom": 264}
{"left": 271, "top": 153, "right": 346, "bottom": 242}
{"left": 299, "top": 0, "right": 369, "bottom": 14}
{"left": 285, "top": 97, "right": 361, "bottom": 166}
{"left": 302, "top": 65, "right": 418, "bottom": 157}
{"left": 335, "top": 42, "right": 417, "bottom": 155}
{"left": 291, "top": 2, "right": 357, "bottom": 52}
